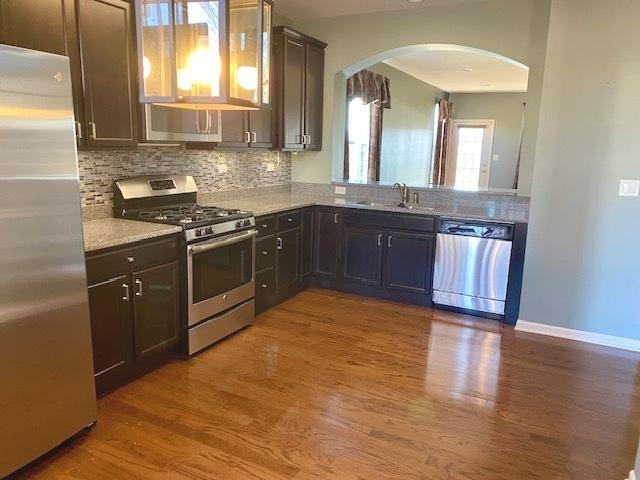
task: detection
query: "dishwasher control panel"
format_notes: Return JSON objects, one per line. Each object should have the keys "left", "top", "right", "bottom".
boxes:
{"left": 438, "top": 220, "right": 513, "bottom": 240}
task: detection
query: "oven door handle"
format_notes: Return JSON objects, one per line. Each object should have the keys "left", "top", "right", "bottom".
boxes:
{"left": 188, "top": 229, "right": 258, "bottom": 255}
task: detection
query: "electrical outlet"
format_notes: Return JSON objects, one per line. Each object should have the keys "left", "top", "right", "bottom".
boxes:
{"left": 619, "top": 179, "right": 640, "bottom": 197}
{"left": 217, "top": 163, "right": 228, "bottom": 173}
{"left": 492, "top": 154, "right": 500, "bottom": 163}
{"left": 266, "top": 163, "right": 275, "bottom": 172}
{"left": 335, "top": 186, "right": 346, "bottom": 195}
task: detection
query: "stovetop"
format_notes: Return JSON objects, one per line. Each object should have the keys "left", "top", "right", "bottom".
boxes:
{"left": 123, "top": 204, "right": 252, "bottom": 229}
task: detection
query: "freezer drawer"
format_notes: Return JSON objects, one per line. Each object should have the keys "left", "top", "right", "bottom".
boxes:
{"left": 433, "top": 233, "right": 512, "bottom": 310}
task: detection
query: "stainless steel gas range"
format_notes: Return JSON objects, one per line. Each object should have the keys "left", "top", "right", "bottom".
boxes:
{"left": 114, "top": 175, "right": 257, "bottom": 356}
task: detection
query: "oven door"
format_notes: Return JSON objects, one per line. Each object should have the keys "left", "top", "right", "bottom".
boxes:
{"left": 187, "top": 229, "right": 257, "bottom": 326}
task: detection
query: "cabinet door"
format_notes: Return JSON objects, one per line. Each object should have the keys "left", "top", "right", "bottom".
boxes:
{"left": 0, "top": 0, "right": 84, "bottom": 143}
{"left": 304, "top": 42, "right": 325, "bottom": 151}
{"left": 87, "top": 275, "right": 133, "bottom": 393}
{"left": 282, "top": 36, "right": 305, "bottom": 150}
{"left": 276, "top": 229, "right": 301, "bottom": 294}
{"left": 313, "top": 207, "right": 341, "bottom": 280}
{"left": 218, "top": 111, "right": 250, "bottom": 148}
{"left": 132, "top": 262, "right": 180, "bottom": 361}
{"left": 78, "top": 0, "right": 138, "bottom": 147}
{"left": 384, "top": 231, "right": 434, "bottom": 295}
{"left": 249, "top": 109, "right": 274, "bottom": 149}
{"left": 300, "top": 208, "right": 314, "bottom": 281}
{"left": 342, "top": 226, "right": 383, "bottom": 287}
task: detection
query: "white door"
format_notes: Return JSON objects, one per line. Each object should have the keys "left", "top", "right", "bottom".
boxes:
{"left": 446, "top": 120, "right": 495, "bottom": 189}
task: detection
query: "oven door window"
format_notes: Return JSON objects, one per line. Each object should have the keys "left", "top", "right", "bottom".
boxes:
{"left": 192, "top": 238, "right": 253, "bottom": 304}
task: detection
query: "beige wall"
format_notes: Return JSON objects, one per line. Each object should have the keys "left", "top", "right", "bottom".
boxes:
{"left": 289, "top": 0, "right": 551, "bottom": 196}
{"left": 520, "top": 0, "right": 640, "bottom": 340}
{"left": 449, "top": 92, "right": 526, "bottom": 190}
{"left": 366, "top": 63, "right": 446, "bottom": 186}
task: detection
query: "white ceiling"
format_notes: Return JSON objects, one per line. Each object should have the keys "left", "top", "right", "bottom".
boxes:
{"left": 384, "top": 49, "right": 529, "bottom": 93}
{"left": 275, "top": 0, "right": 486, "bottom": 21}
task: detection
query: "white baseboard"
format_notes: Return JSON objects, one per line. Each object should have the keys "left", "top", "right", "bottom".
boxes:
{"left": 515, "top": 320, "right": 640, "bottom": 353}
{"left": 628, "top": 470, "right": 636, "bottom": 480}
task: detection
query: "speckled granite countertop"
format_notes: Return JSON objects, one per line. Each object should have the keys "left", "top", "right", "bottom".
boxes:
{"left": 204, "top": 193, "right": 529, "bottom": 223}
{"left": 83, "top": 218, "right": 182, "bottom": 253}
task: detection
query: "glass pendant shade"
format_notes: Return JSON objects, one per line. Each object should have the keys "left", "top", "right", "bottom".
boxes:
{"left": 136, "top": 0, "right": 272, "bottom": 110}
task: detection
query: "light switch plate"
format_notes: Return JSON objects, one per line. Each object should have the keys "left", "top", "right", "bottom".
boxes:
{"left": 492, "top": 154, "right": 500, "bottom": 163}
{"left": 266, "top": 163, "right": 275, "bottom": 172}
{"left": 217, "top": 163, "right": 228, "bottom": 173}
{"left": 619, "top": 179, "right": 640, "bottom": 197}
{"left": 335, "top": 186, "right": 346, "bottom": 195}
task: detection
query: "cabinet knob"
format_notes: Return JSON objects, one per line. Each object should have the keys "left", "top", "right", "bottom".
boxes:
{"left": 127, "top": 256, "right": 134, "bottom": 263}
{"left": 261, "top": 284, "right": 268, "bottom": 289}
{"left": 288, "top": 218, "right": 293, "bottom": 222}
{"left": 223, "top": 294, "right": 228, "bottom": 300}
{"left": 262, "top": 224, "right": 268, "bottom": 228}
{"left": 262, "top": 250, "right": 268, "bottom": 256}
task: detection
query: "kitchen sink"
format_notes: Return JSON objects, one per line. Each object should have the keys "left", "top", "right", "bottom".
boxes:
{"left": 352, "top": 200, "right": 435, "bottom": 212}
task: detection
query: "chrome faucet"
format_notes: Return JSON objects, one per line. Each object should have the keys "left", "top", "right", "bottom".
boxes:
{"left": 392, "top": 183, "right": 410, "bottom": 205}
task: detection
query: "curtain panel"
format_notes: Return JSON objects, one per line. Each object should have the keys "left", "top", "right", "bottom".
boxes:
{"left": 347, "top": 69, "right": 392, "bottom": 109}
{"left": 431, "top": 99, "right": 452, "bottom": 186}
{"left": 345, "top": 69, "right": 391, "bottom": 182}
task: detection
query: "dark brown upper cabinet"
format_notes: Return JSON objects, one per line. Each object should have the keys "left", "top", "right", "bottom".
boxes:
{"left": 216, "top": 109, "right": 273, "bottom": 150}
{"left": 0, "top": 0, "right": 85, "bottom": 142}
{"left": 0, "top": 0, "right": 139, "bottom": 148}
{"left": 78, "top": 0, "right": 139, "bottom": 147}
{"left": 273, "top": 27, "right": 326, "bottom": 152}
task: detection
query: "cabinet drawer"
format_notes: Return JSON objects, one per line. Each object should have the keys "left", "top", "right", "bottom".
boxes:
{"left": 86, "top": 236, "right": 179, "bottom": 285}
{"left": 256, "top": 215, "right": 275, "bottom": 238}
{"left": 256, "top": 237, "right": 276, "bottom": 272}
{"left": 256, "top": 268, "right": 276, "bottom": 296}
{"left": 277, "top": 210, "right": 301, "bottom": 231}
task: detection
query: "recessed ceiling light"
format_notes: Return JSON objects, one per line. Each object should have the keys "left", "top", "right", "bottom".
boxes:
{"left": 463, "top": 68, "right": 473, "bottom": 72}
{"left": 406, "top": 0, "right": 425, "bottom": 3}
{"left": 483, "top": 83, "right": 492, "bottom": 87}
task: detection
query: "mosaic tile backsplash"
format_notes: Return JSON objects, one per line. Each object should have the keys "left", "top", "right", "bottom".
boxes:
{"left": 77, "top": 147, "right": 291, "bottom": 206}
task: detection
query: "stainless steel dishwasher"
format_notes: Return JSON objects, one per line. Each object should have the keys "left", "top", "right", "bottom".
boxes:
{"left": 433, "top": 220, "right": 513, "bottom": 317}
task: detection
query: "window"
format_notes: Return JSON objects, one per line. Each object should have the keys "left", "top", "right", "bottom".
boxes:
{"left": 347, "top": 97, "right": 371, "bottom": 183}
{"left": 454, "top": 126, "right": 485, "bottom": 189}
{"left": 430, "top": 100, "right": 440, "bottom": 183}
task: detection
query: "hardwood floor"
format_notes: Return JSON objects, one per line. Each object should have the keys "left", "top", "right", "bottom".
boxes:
{"left": 14, "top": 289, "right": 640, "bottom": 479}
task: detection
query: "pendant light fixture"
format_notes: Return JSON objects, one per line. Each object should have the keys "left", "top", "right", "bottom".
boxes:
{"left": 135, "top": 0, "right": 273, "bottom": 110}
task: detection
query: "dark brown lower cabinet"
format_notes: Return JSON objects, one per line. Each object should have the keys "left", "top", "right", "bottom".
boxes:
{"left": 132, "top": 262, "right": 180, "bottom": 361}
{"left": 313, "top": 207, "right": 341, "bottom": 280}
{"left": 88, "top": 275, "right": 132, "bottom": 392}
{"left": 86, "top": 236, "right": 180, "bottom": 394}
{"left": 384, "top": 231, "right": 434, "bottom": 295}
{"left": 300, "top": 208, "right": 314, "bottom": 282}
{"left": 276, "top": 228, "right": 300, "bottom": 295}
{"left": 342, "top": 226, "right": 384, "bottom": 287}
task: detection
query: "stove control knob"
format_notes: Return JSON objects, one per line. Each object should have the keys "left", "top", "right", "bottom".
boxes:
{"left": 195, "top": 229, "right": 203, "bottom": 237}
{"left": 243, "top": 219, "right": 251, "bottom": 227}
{"left": 235, "top": 221, "right": 242, "bottom": 228}
{"left": 204, "top": 226, "right": 214, "bottom": 235}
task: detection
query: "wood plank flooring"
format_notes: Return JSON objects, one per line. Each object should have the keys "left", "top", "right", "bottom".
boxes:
{"left": 13, "top": 289, "right": 640, "bottom": 479}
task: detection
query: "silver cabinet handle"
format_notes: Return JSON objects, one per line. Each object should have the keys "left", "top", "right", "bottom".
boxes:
{"left": 251, "top": 131, "right": 257, "bottom": 143}
{"left": 135, "top": 279, "right": 143, "bottom": 297}
{"left": 334, "top": 213, "right": 339, "bottom": 224}
{"left": 89, "top": 121, "right": 97, "bottom": 139}
{"left": 205, "top": 110, "right": 212, "bottom": 134}
{"left": 300, "top": 134, "right": 306, "bottom": 145}
{"left": 277, "top": 237, "right": 283, "bottom": 250}
{"left": 287, "top": 217, "right": 293, "bottom": 222}
{"left": 262, "top": 224, "right": 268, "bottom": 228}
{"left": 306, "top": 135, "right": 312, "bottom": 145}
{"left": 75, "top": 121, "right": 83, "bottom": 139}
{"left": 127, "top": 256, "right": 134, "bottom": 263}
{"left": 262, "top": 250, "right": 269, "bottom": 256}
{"left": 122, "top": 283, "right": 130, "bottom": 302}
{"left": 377, "top": 234, "right": 383, "bottom": 247}
{"left": 261, "top": 283, "right": 268, "bottom": 289}
{"left": 387, "top": 236, "right": 393, "bottom": 248}
{"left": 245, "top": 131, "right": 251, "bottom": 143}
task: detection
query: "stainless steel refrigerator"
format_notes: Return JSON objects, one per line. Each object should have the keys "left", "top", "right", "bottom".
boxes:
{"left": 0, "top": 45, "right": 97, "bottom": 477}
